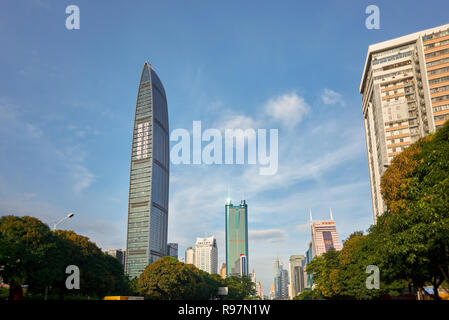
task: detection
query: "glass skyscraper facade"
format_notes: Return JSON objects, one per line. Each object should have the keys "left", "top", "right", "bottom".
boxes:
{"left": 225, "top": 199, "right": 249, "bottom": 277}
{"left": 125, "top": 62, "right": 170, "bottom": 279}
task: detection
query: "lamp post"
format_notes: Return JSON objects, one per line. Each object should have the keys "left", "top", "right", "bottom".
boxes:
{"left": 45, "top": 212, "right": 75, "bottom": 300}
{"left": 53, "top": 212, "right": 75, "bottom": 231}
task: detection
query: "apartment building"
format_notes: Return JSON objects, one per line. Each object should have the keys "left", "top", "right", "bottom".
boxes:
{"left": 360, "top": 23, "right": 449, "bottom": 222}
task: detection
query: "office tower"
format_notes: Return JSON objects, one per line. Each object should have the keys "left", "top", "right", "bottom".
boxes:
{"left": 220, "top": 263, "right": 227, "bottom": 279}
{"left": 304, "top": 241, "right": 314, "bottom": 290}
{"left": 104, "top": 249, "right": 125, "bottom": 265}
{"left": 273, "top": 257, "right": 289, "bottom": 300}
{"left": 167, "top": 243, "right": 178, "bottom": 259}
{"left": 280, "top": 269, "right": 289, "bottom": 299}
{"left": 360, "top": 23, "right": 449, "bottom": 222}
{"left": 194, "top": 236, "right": 218, "bottom": 274}
{"left": 288, "top": 255, "right": 305, "bottom": 299}
{"left": 185, "top": 247, "right": 195, "bottom": 265}
{"left": 310, "top": 209, "right": 341, "bottom": 257}
{"left": 225, "top": 199, "right": 249, "bottom": 277}
{"left": 125, "top": 61, "right": 170, "bottom": 279}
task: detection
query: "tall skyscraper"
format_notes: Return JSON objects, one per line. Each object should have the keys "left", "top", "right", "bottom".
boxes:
{"left": 288, "top": 255, "right": 305, "bottom": 299}
{"left": 273, "top": 257, "right": 289, "bottom": 300}
{"left": 185, "top": 247, "right": 195, "bottom": 265}
{"left": 310, "top": 209, "right": 341, "bottom": 257}
{"left": 360, "top": 23, "right": 449, "bottom": 222}
{"left": 167, "top": 243, "right": 178, "bottom": 259}
{"left": 225, "top": 199, "right": 249, "bottom": 277}
{"left": 194, "top": 236, "right": 218, "bottom": 274}
{"left": 125, "top": 61, "right": 170, "bottom": 279}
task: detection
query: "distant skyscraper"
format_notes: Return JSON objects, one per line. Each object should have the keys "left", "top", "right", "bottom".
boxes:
{"left": 185, "top": 247, "right": 195, "bottom": 265}
{"left": 360, "top": 23, "right": 449, "bottom": 222}
{"left": 104, "top": 249, "right": 125, "bottom": 265}
{"left": 194, "top": 236, "right": 218, "bottom": 274}
{"left": 273, "top": 257, "right": 289, "bottom": 300}
{"left": 269, "top": 285, "right": 275, "bottom": 300}
{"left": 304, "top": 241, "right": 314, "bottom": 290}
{"left": 167, "top": 243, "right": 178, "bottom": 259}
{"left": 220, "top": 263, "right": 227, "bottom": 279}
{"left": 256, "top": 281, "right": 264, "bottom": 299}
{"left": 225, "top": 199, "right": 249, "bottom": 277}
{"left": 125, "top": 61, "right": 170, "bottom": 279}
{"left": 280, "top": 269, "right": 289, "bottom": 299}
{"left": 310, "top": 209, "right": 341, "bottom": 257}
{"left": 288, "top": 255, "right": 305, "bottom": 299}
{"left": 250, "top": 270, "right": 256, "bottom": 283}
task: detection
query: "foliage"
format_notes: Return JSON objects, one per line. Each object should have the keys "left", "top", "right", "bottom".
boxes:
{"left": 136, "top": 256, "right": 255, "bottom": 300}
{"left": 376, "top": 120, "right": 449, "bottom": 299}
{"left": 304, "top": 122, "right": 449, "bottom": 300}
{"left": 0, "top": 215, "right": 130, "bottom": 299}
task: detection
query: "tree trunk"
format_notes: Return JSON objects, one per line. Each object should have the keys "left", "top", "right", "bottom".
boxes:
{"left": 433, "top": 284, "right": 441, "bottom": 300}
{"left": 416, "top": 287, "right": 423, "bottom": 300}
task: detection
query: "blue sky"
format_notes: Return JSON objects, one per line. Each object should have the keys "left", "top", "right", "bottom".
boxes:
{"left": 0, "top": 0, "right": 448, "bottom": 295}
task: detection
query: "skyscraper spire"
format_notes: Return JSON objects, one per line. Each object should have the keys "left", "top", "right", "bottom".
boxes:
{"left": 330, "top": 207, "right": 334, "bottom": 220}
{"left": 309, "top": 208, "right": 313, "bottom": 224}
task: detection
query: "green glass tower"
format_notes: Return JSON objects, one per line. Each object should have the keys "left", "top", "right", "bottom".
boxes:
{"left": 225, "top": 199, "right": 249, "bottom": 277}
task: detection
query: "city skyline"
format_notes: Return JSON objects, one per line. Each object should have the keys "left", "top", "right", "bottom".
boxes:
{"left": 1, "top": 1, "right": 448, "bottom": 296}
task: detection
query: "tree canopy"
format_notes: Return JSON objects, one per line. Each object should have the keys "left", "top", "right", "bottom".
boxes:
{"left": 136, "top": 256, "right": 255, "bottom": 300}
{"left": 304, "top": 121, "right": 449, "bottom": 300}
{"left": 0, "top": 215, "right": 131, "bottom": 299}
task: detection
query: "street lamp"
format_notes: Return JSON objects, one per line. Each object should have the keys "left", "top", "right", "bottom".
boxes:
{"left": 53, "top": 212, "right": 75, "bottom": 231}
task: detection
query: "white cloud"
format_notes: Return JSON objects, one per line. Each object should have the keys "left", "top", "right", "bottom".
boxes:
{"left": 249, "top": 229, "right": 287, "bottom": 242}
{"left": 70, "top": 164, "right": 95, "bottom": 193}
{"left": 295, "top": 223, "right": 310, "bottom": 232}
{"left": 265, "top": 92, "right": 309, "bottom": 129}
{"left": 321, "top": 88, "right": 345, "bottom": 106}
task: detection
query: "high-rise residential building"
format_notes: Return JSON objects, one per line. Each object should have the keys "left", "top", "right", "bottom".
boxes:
{"left": 194, "top": 236, "right": 218, "bottom": 274}
{"left": 220, "top": 263, "right": 227, "bottom": 279}
{"left": 125, "top": 61, "right": 170, "bottom": 279}
{"left": 360, "top": 23, "right": 449, "bottom": 222}
{"left": 104, "top": 249, "right": 125, "bottom": 265}
{"left": 185, "top": 247, "right": 195, "bottom": 265}
{"left": 310, "top": 209, "right": 341, "bottom": 257}
{"left": 288, "top": 255, "right": 305, "bottom": 299}
{"left": 273, "top": 257, "right": 289, "bottom": 300}
{"left": 225, "top": 199, "right": 249, "bottom": 277}
{"left": 167, "top": 243, "right": 178, "bottom": 259}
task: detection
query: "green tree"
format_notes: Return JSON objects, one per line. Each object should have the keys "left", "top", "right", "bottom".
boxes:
{"left": 0, "top": 215, "right": 130, "bottom": 299}
{"left": 222, "top": 275, "right": 256, "bottom": 300}
{"left": 377, "top": 121, "right": 449, "bottom": 299}
{"left": 0, "top": 215, "right": 65, "bottom": 297}
{"left": 137, "top": 256, "right": 211, "bottom": 299}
